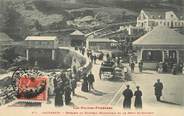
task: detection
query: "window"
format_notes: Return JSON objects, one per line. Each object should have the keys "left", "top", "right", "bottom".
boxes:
{"left": 141, "top": 23, "right": 144, "bottom": 27}
{"left": 34, "top": 41, "right": 40, "bottom": 45}
{"left": 179, "top": 22, "right": 182, "bottom": 27}
{"left": 171, "top": 14, "right": 173, "bottom": 18}
{"left": 163, "top": 22, "right": 166, "bottom": 26}
{"left": 41, "top": 41, "right": 49, "bottom": 46}
{"left": 142, "top": 50, "right": 162, "bottom": 62}
{"left": 89, "top": 42, "right": 96, "bottom": 46}
{"left": 175, "top": 22, "right": 177, "bottom": 26}
{"left": 167, "top": 22, "right": 170, "bottom": 27}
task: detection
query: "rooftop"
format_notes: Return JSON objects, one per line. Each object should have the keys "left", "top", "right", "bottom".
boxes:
{"left": 133, "top": 26, "right": 184, "bottom": 46}
{"left": 143, "top": 9, "right": 168, "bottom": 19}
{"left": 70, "top": 30, "right": 84, "bottom": 36}
{"left": 25, "top": 36, "right": 57, "bottom": 41}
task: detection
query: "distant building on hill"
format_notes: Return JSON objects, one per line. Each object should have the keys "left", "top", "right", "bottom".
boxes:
{"left": 137, "top": 9, "right": 184, "bottom": 31}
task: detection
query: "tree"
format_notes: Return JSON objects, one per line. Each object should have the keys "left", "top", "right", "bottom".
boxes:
{"left": 0, "top": 0, "right": 8, "bottom": 31}
{"left": 34, "top": 20, "right": 42, "bottom": 31}
{"left": 3, "top": 2, "right": 29, "bottom": 41}
{"left": 0, "top": 47, "right": 19, "bottom": 68}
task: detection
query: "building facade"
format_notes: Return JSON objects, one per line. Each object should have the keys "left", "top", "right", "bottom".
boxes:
{"left": 137, "top": 9, "right": 184, "bottom": 31}
{"left": 133, "top": 26, "right": 184, "bottom": 70}
{"left": 25, "top": 36, "right": 59, "bottom": 62}
{"left": 86, "top": 38, "right": 118, "bottom": 50}
{"left": 70, "top": 30, "right": 85, "bottom": 47}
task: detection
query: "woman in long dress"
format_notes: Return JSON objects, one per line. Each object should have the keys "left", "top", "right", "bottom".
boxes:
{"left": 81, "top": 77, "right": 89, "bottom": 92}
{"left": 134, "top": 86, "right": 142, "bottom": 109}
{"left": 64, "top": 86, "right": 72, "bottom": 105}
{"left": 54, "top": 84, "right": 64, "bottom": 106}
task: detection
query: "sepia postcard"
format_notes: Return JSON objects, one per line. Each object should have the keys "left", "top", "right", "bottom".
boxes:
{"left": 0, "top": 0, "right": 184, "bottom": 116}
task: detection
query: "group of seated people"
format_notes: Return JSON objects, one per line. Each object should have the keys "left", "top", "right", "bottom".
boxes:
{"left": 157, "top": 61, "right": 183, "bottom": 74}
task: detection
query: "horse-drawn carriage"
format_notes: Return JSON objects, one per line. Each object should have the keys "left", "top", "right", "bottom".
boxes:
{"left": 113, "top": 67, "right": 124, "bottom": 79}
{"left": 99, "top": 60, "right": 127, "bottom": 80}
{"left": 99, "top": 61, "right": 116, "bottom": 79}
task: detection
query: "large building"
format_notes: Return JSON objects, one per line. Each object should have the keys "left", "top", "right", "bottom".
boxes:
{"left": 133, "top": 26, "right": 184, "bottom": 70}
{"left": 25, "top": 36, "right": 59, "bottom": 62}
{"left": 137, "top": 9, "right": 184, "bottom": 31}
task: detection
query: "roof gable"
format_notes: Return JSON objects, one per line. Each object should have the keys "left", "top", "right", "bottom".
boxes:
{"left": 142, "top": 9, "right": 168, "bottom": 19}
{"left": 70, "top": 30, "right": 84, "bottom": 36}
{"left": 137, "top": 10, "right": 148, "bottom": 20}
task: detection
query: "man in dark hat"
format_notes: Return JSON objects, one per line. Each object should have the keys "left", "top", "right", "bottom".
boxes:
{"left": 134, "top": 86, "right": 142, "bottom": 109}
{"left": 154, "top": 79, "right": 163, "bottom": 101}
{"left": 122, "top": 85, "right": 133, "bottom": 108}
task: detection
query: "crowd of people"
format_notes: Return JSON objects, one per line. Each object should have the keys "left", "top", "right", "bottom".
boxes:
{"left": 51, "top": 70, "right": 95, "bottom": 107}
{"left": 52, "top": 72, "right": 77, "bottom": 106}
{"left": 157, "top": 61, "right": 183, "bottom": 75}
{"left": 129, "top": 59, "right": 143, "bottom": 73}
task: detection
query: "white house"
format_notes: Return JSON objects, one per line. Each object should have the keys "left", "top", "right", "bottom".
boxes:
{"left": 137, "top": 9, "right": 184, "bottom": 31}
